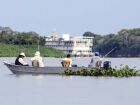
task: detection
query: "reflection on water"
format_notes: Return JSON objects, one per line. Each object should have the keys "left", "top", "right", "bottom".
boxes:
{"left": 0, "top": 57, "right": 140, "bottom": 105}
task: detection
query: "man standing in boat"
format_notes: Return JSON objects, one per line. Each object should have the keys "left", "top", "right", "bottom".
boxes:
{"left": 15, "top": 52, "right": 29, "bottom": 66}
{"left": 89, "top": 52, "right": 102, "bottom": 69}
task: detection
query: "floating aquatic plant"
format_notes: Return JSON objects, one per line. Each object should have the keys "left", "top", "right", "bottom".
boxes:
{"left": 64, "top": 65, "right": 140, "bottom": 77}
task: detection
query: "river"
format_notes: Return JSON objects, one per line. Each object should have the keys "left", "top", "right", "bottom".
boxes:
{"left": 0, "top": 57, "right": 140, "bottom": 105}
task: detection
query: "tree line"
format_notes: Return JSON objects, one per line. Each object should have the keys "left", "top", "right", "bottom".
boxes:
{"left": 83, "top": 28, "right": 140, "bottom": 57}
{"left": 0, "top": 26, "right": 66, "bottom": 57}
{"left": 0, "top": 26, "right": 45, "bottom": 45}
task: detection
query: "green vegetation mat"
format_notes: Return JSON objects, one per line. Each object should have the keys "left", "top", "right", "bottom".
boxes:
{"left": 64, "top": 65, "right": 140, "bottom": 77}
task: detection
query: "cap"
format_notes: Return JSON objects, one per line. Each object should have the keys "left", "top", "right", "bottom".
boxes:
{"left": 35, "top": 51, "right": 40, "bottom": 56}
{"left": 95, "top": 52, "right": 99, "bottom": 56}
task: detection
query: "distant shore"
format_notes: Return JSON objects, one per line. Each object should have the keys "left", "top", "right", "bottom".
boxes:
{"left": 0, "top": 44, "right": 65, "bottom": 57}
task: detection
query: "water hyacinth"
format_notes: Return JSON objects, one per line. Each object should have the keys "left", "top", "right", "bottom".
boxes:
{"left": 64, "top": 65, "right": 140, "bottom": 77}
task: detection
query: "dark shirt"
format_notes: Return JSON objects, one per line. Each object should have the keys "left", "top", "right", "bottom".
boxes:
{"left": 15, "top": 57, "right": 23, "bottom": 65}
{"left": 15, "top": 56, "right": 29, "bottom": 66}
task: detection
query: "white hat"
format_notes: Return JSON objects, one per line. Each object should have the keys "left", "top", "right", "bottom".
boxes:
{"left": 19, "top": 52, "right": 25, "bottom": 57}
{"left": 35, "top": 51, "right": 40, "bottom": 56}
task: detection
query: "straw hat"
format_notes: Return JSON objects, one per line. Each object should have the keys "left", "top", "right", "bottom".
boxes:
{"left": 19, "top": 52, "right": 25, "bottom": 57}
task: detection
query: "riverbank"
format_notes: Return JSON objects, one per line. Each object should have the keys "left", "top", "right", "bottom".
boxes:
{"left": 0, "top": 44, "right": 65, "bottom": 57}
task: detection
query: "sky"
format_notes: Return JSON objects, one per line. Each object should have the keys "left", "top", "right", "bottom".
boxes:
{"left": 0, "top": 0, "right": 140, "bottom": 36}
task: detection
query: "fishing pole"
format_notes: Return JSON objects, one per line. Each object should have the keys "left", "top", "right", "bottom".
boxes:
{"left": 103, "top": 47, "right": 116, "bottom": 57}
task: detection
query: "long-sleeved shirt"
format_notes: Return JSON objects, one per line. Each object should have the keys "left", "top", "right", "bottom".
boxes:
{"left": 18, "top": 58, "right": 28, "bottom": 65}
{"left": 31, "top": 56, "right": 44, "bottom": 67}
{"left": 89, "top": 56, "right": 102, "bottom": 67}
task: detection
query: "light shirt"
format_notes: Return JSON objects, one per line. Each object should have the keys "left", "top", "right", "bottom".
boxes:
{"left": 18, "top": 58, "right": 28, "bottom": 65}
{"left": 31, "top": 56, "right": 44, "bottom": 67}
{"left": 89, "top": 56, "right": 102, "bottom": 67}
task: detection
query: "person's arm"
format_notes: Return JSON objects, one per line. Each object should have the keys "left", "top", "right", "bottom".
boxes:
{"left": 19, "top": 58, "right": 28, "bottom": 65}
{"left": 90, "top": 58, "right": 94, "bottom": 64}
{"left": 69, "top": 59, "right": 72, "bottom": 67}
{"left": 38, "top": 57, "right": 44, "bottom": 67}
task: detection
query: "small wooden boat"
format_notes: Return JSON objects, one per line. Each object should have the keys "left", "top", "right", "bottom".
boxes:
{"left": 3, "top": 61, "right": 90, "bottom": 75}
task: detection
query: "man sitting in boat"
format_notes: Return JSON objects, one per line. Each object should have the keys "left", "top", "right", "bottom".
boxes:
{"left": 88, "top": 52, "right": 102, "bottom": 69}
{"left": 61, "top": 54, "right": 72, "bottom": 67}
{"left": 15, "top": 52, "right": 29, "bottom": 66}
{"left": 31, "top": 51, "right": 44, "bottom": 67}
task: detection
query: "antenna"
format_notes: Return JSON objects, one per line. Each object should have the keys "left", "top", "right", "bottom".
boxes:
{"left": 38, "top": 40, "right": 40, "bottom": 51}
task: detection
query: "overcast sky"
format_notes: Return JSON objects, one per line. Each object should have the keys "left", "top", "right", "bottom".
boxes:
{"left": 0, "top": 0, "right": 140, "bottom": 36}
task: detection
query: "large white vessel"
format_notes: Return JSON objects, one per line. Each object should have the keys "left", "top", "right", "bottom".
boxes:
{"left": 45, "top": 33, "right": 94, "bottom": 56}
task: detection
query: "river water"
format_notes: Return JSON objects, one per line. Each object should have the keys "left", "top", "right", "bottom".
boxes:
{"left": 0, "top": 57, "right": 140, "bottom": 105}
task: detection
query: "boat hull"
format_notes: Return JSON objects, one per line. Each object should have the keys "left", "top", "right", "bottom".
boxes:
{"left": 3, "top": 62, "right": 90, "bottom": 75}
